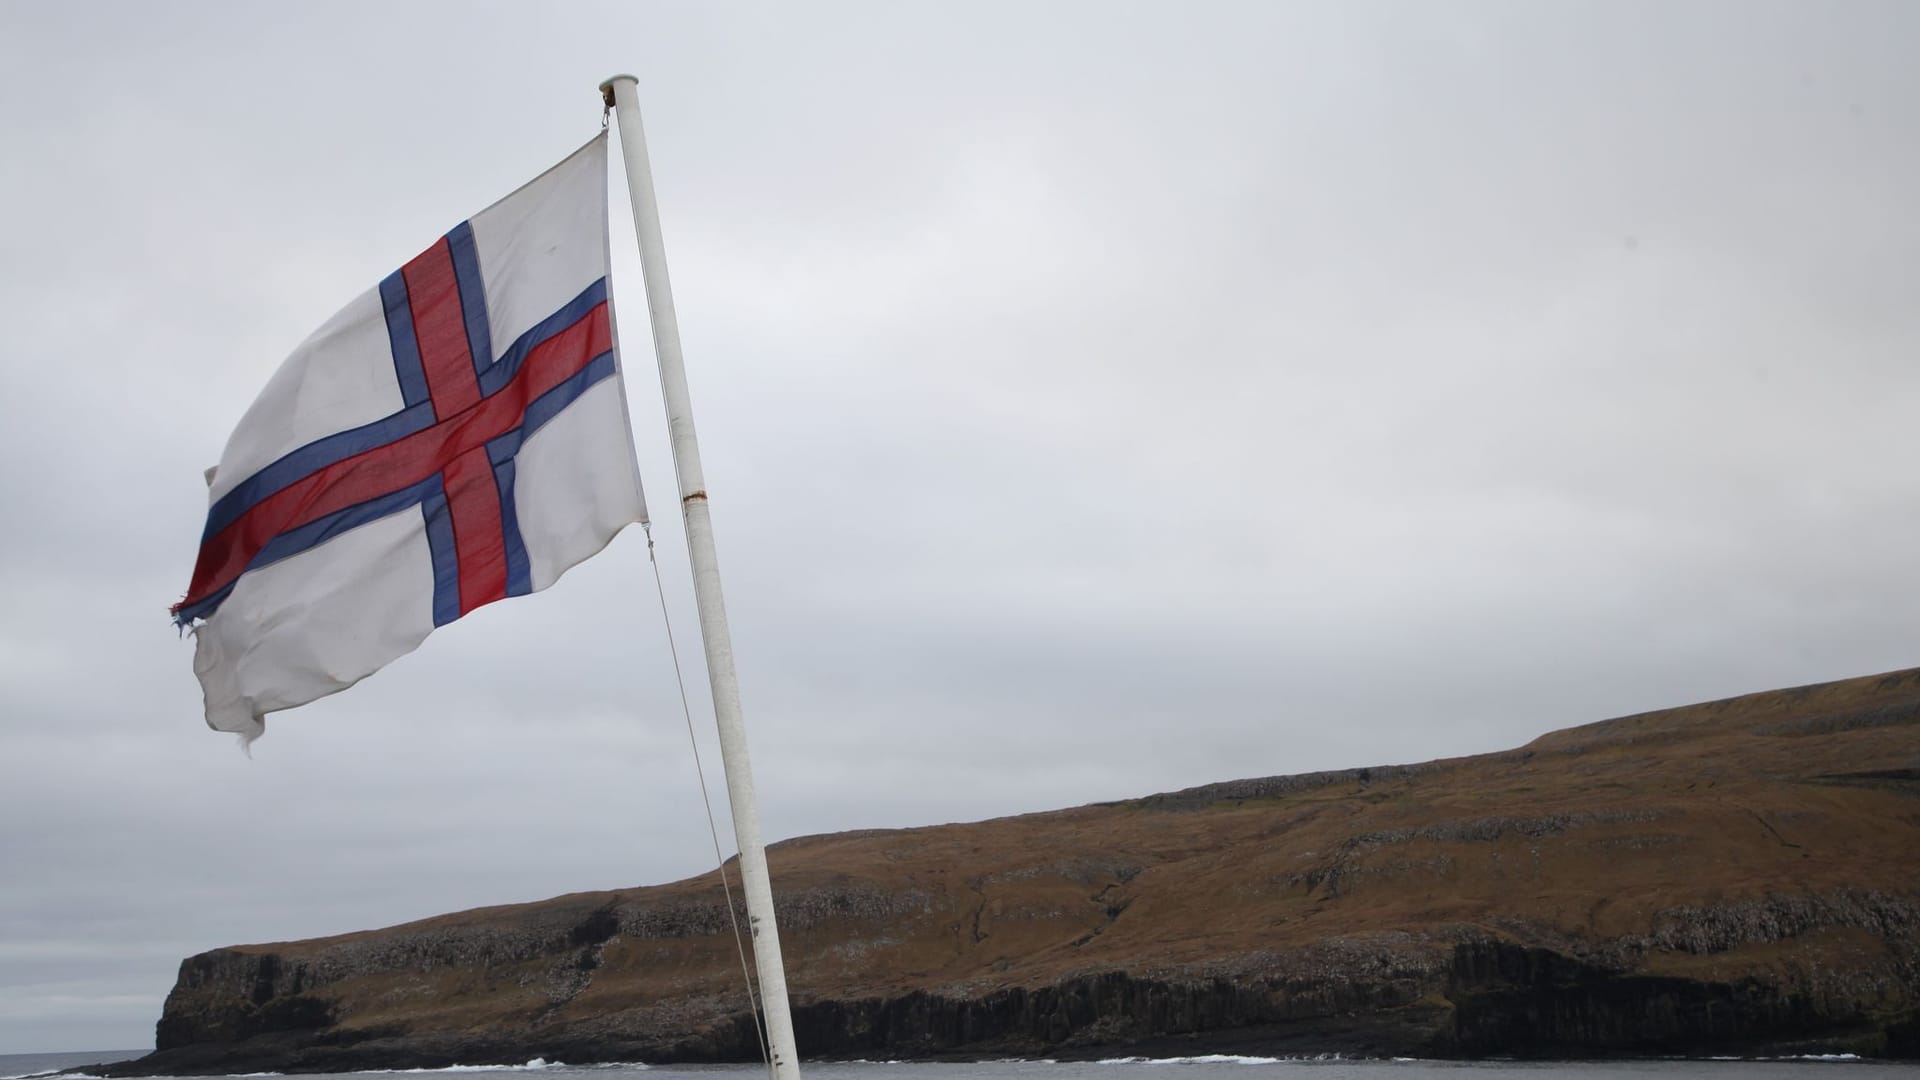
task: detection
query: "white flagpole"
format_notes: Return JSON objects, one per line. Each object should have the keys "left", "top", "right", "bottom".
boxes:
{"left": 599, "top": 75, "right": 803, "bottom": 1080}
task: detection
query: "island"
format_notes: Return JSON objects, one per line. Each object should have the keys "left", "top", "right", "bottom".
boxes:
{"left": 103, "top": 667, "right": 1920, "bottom": 1072}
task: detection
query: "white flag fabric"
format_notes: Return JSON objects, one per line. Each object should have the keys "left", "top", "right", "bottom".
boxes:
{"left": 174, "top": 134, "right": 646, "bottom": 742}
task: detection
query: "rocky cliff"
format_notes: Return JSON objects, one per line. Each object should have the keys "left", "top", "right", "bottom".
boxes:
{"left": 112, "top": 667, "right": 1920, "bottom": 1072}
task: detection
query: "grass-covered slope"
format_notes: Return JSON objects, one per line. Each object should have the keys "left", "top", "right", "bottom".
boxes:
{"left": 116, "top": 667, "right": 1920, "bottom": 1072}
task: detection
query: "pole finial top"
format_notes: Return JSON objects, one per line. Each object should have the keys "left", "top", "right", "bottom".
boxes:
{"left": 598, "top": 74, "right": 638, "bottom": 108}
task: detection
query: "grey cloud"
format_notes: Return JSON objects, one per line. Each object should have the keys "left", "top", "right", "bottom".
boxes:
{"left": 5, "top": 0, "right": 1919, "bottom": 1053}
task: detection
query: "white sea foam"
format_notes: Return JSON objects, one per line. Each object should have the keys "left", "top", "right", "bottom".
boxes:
{"left": 365, "top": 1061, "right": 573, "bottom": 1075}
{"left": 1703, "top": 1053, "right": 1864, "bottom": 1063}
{"left": 1094, "top": 1054, "right": 1344, "bottom": 1065}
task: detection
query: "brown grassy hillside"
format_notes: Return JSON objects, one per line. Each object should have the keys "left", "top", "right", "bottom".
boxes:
{"left": 119, "top": 667, "right": 1920, "bottom": 1072}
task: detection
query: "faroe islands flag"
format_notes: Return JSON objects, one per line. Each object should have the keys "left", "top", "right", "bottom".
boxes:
{"left": 173, "top": 134, "right": 646, "bottom": 742}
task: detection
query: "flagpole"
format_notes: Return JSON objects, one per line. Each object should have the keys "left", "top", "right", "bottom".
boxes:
{"left": 599, "top": 75, "right": 803, "bottom": 1080}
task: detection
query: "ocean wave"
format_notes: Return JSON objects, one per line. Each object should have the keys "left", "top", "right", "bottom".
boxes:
{"left": 349, "top": 1060, "right": 606, "bottom": 1075}
{"left": 1704, "top": 1053, "right": 1864, "bottom": 1063}
{"left": 1094, "top": 1054, "right": 1347, "bottom": 1065}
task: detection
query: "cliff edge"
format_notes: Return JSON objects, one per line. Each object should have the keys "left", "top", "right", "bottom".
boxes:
{"left": 112, "top": 667, "right": 1920, "bottom": 1071}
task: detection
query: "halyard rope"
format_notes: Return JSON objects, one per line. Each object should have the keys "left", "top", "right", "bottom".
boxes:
{"left": 643, "top": 521, "right": 776, "bottom": 1078}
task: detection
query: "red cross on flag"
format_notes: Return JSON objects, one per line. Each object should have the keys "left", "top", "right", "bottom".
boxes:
{"left": 173, "top": 134, "right": 647, "bottom": 743}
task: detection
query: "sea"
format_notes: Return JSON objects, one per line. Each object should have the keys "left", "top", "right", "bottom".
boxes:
{"left": 5, "top": 1052, "right": 1920, "bottom": 1080}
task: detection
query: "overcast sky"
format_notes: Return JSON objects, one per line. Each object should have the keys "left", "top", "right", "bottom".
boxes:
{"left": 3, "top": 0, "right": 1918, "bottom": 1056}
